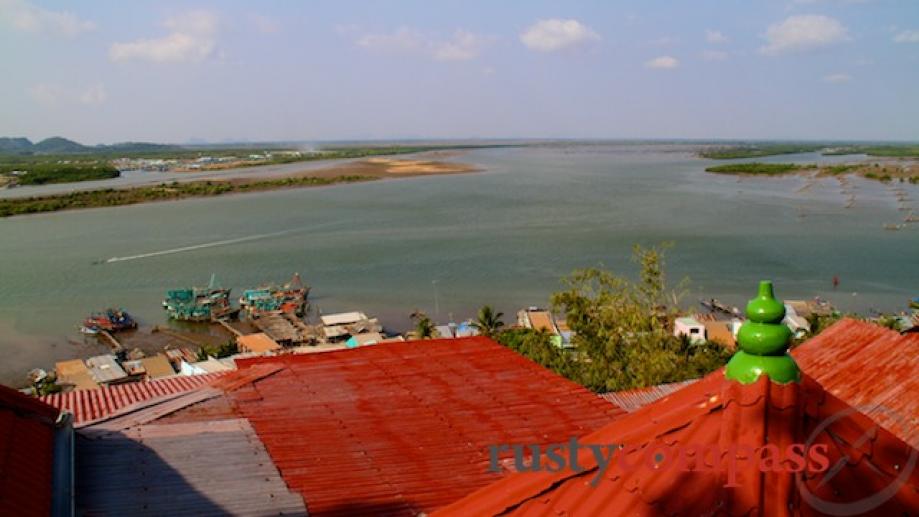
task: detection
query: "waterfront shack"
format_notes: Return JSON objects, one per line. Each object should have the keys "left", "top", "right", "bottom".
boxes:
{"left": 673, "top": 316, "right": 706, "bottom": 344}
{"left": 85, "top": 355, "right": 128, "bottom": 386}
{"left": 139, "top": 354, "right": 177, "bottom": 379}
{"left": 237, "top": 333, "right": 282, "bottom": 355}
{"left": 54, "top": 359, "right": 99, "bottom": 391}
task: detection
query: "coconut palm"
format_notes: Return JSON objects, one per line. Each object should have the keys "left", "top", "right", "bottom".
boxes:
{"left": 472, "top": 305, "right": 505, "bottom": 337}
{"left": 410, "top": 310, "right": 437, "bottom": 339}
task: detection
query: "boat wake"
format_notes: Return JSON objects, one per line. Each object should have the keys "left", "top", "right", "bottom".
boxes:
{"left": 99, "top": 229, "right": 295, "bottom": 264}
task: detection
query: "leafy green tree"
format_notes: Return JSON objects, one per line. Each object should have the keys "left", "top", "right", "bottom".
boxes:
{"left": 410, "top": 310, "right": 437, "bottom": 339}
{"left": 537, "top": 244, "right": 731, "bottom": 392}
{"left": 472, "top": 305, "right": 505, "bottom": 337}
{"left": 496, "top": 328, "right": 576, "bottom": 379}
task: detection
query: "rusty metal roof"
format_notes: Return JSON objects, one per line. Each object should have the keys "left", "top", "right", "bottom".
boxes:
{"left": 599, "top": 379, "right": 698, "bottom": 412}
{"left": 164, "top": 336, "right": 622, "bottom": 516}
{"left": 0, "top": 384, "right": 60, "bottom": 516}
{"left": 435, "top": 370, "right": 919, "bottom": 516}
{"left": 793, "top": 317, "right": 919, "bottom": 449}
{"left": 76, "top": 418, "right": 307, "bottom": 515}
{"left": 41, "top": 372, "right": 226, "bottom": 425}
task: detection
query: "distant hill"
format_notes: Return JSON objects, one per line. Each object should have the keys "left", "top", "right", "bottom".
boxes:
{"left": 0, "top": 137, "right": 181, "bottom": 155}
{"left": 32, "top": 136, "right": 87, "bottom": 154}
{"left": 0, "top": 137, "right": 34, "bottom": 153}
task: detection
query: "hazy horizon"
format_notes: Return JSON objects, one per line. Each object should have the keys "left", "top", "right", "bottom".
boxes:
{"left": 3, "top": 1, "right": 919, "bottom": 143}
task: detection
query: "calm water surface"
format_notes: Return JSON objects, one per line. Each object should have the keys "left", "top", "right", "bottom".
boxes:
{"left": 1, "top": 143, "right": 917, "bottom": 383}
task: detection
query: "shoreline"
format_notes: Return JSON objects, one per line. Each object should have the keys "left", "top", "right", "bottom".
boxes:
{"left": 705, "top": 159, "right": 919, "bottom": 184}
{"left": 0, "top": 155, "right": 480, "bottom": 218}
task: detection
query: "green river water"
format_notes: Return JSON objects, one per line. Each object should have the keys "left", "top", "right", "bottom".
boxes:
{"left": 1, "top": 143, "right": 916, "bottom": 384}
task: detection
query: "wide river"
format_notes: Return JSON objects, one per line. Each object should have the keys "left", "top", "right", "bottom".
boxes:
{"left": 1, "top": 143, "right": 917, "bottom": 384}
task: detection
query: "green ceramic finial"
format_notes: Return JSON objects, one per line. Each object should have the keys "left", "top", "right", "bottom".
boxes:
{"left": 724, "top": 281, "right": 800, "bottom": 384}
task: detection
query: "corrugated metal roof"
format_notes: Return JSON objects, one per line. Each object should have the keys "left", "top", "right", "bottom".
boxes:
{"left": 237, "top": 332, "right": 282, "bottom": 353}
{"left": 320, "top": 311, "right": 368, "bottom": 326}
{"left": 0, "top": 384, "right": 59, "bottom": 516}
{"left": 792, "top": 317, "right": 919, "bottom": 449}
{"left": 169, "top": 336, "right": 623, "bottom": 516}
{"left": 40, "top": 372, "right": 226, "bottom": 425}
{"left": 75, "top": 419, "right": 307, "bottom": 515}
{"left": 85, "top": 354, "right": 127, "bottom": 384}
{"left": 435, "top": 370, "right": 919, "bottom": 516}
{"left": 599, "top": 379, "right": 699, "bottom": 412}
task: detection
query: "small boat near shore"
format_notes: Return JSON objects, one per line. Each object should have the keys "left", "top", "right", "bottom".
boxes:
{"left": 83, "top": 308, "right": 137, "bottom": 333}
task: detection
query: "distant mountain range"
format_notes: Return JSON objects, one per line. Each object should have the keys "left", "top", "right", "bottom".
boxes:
{"left": 0, "top": 136, "right": 179, "bottom": 155}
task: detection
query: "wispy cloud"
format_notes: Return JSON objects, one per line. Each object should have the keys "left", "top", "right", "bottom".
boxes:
{"left": 705, "top": 29, "right": 728, "bottom": 44}
{"left": 823, "top": 73, "right": 851, "bottom": 83}
{"left": 0, "top": 0, "right": 95, "bottom": 36}
{"left": 760, "top": 15, "right": 849, "bottom": 55}
{"left": 432, "top": 30, "right": 493, "bottom": 61}
{"left": 520, "top": 19, "right": 599, "bottom": 52}
{"left": 894, "top": 30, "right": 919, "bottom": 43}
{"left": 701, "top": 50, "right": 730, "bottom": 61}
{"left": 28, "top": 82, "right": 107, "bottom": 106}
{"left": 645, "top": 56, "right": 679, "bottom": 69}
{"left": 355, "top": 27, "right": 492, "bottom": 61}
{"left": 109, "top": 10, "right": 218, "bottom": 63}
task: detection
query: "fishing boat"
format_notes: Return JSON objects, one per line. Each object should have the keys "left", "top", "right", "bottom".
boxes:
{"left": 163, "top": 274, "right": 236, "bottom": 322}
{"left": 239, "top": 273, "right": 309, "bottom": 319}
{"left": 83, "top": 308, "right": 137, "bottom": 333}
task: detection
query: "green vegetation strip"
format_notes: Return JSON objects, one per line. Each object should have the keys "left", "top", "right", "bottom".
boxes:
{"left": 0, "top": 175, "right": 375, "bottom": 218}
{"left": 0, "top": 162, "right": 119, "bottom": 185}
{"left": 705, "top": 162, "right": 810, "bottom": 175}
{"left": 699, "top": 145, "right": 823, "bottom": 159}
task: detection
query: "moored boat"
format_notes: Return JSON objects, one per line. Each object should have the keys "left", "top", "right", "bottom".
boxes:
{"left": 239, "top": 273, "right": 309, "bottom": 319}
{"left": 83, "top": 308, "right": 137, "bottom": 333}
{"left": 163, "top": 274, "right": 235, "bottom": 322}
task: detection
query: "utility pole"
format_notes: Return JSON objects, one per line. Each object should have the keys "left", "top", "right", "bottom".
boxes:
{"left": 432, "top": 280, "right": 440, "bottom": 319}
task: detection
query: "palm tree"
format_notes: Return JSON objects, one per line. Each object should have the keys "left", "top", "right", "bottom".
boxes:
{"left": 472, "top": 305, "right": 505, "bottom": 337}
{"left": 410, "top": 310, "right": 437, "bottom": 340}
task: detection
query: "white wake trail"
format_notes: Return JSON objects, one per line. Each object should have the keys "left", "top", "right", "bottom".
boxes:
{"left": 103, "top": 229, "right": 294, "bottom": 263}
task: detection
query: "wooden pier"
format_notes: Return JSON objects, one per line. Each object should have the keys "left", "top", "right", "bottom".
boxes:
{"left": 99, "top": 330, "right": 124, "bottom": 353}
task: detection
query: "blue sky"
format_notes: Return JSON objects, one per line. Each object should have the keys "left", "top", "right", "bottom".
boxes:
{"left": 2, "top": 0, "right": 918, "bottom": 143}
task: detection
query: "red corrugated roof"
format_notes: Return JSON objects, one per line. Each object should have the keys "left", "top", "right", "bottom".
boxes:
{"left": 40, "top": 372, "right": 226, "bottom": 425}
{"left": 0, "top": 384, "right": 59, "bottom": 516}
{"left": 792, "top": 317, "right": 919, "bottom": 449}
{"left": 435, "top": 370, "right": 919, "bottom": 516}
{"left": 169, "top": 337, "right": 622, "bottom": 516}
{"left": 599, "top": 379, "right": 698, "bottom": 412}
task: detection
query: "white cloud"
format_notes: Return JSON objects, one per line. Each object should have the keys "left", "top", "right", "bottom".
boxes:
{"left": 760, "top": 15, "right": 849, "bottom": 55}
{"left": 706, "top": 29, "right": 728, "bottom": 44}
{"left": 432, "top": 30, "right": 492, "bottom": 61}
{"left": 0, "top": 0, "right": 95, "bottom": 36}
{"left": 80, "top": 83, "right": 107, "bottom": 105}
{"left": 28, "top": 82, "right": 107, "bottom": 106}
{"left": 109, "top": 10, "right": 218, "bottom": 63}
{"left": 894, "top": 30, "right": 919, "bottom": 43}
{"left": 701, "top": 50, "right": 729, "bottom": 61}
{"left": 823, "top": 73, "right": 851, "bottom": 83}
{"left": 355, "top": 27, "right": 491, "bottom": 61}
{"left": 645, "top": 56, "right": 678, "bottom": 69}
{"left": 520, "top": 19, "right": 599, "bottom": 52}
